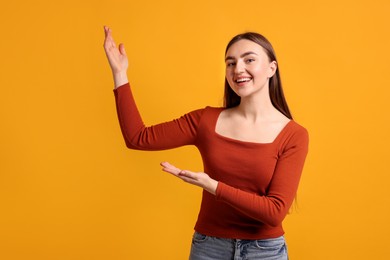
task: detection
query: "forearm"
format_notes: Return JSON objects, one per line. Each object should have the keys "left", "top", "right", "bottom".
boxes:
{"left": 114, "top": 84, "right": 145, "bottom": 149}
{"left": 215, "top": 135, "right": 308, "bottom": 226}
{"left": 216, "top": 182, "right": 290, "bottom": 227}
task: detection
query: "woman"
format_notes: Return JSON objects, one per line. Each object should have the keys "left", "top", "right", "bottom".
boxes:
{"left": 104, "top": 26, "right": 308, "bottom": 260}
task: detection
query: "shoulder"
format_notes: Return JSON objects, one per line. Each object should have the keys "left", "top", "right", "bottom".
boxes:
{"left": 205, "top": 106, "right": 225, "bottom": 113}
{"left": 181, "top": 106, "right": 224, "bottom": 126}
{"left": 185, "top": 106, "right": 224, "bottom": 117}
{"left": 274, "top": 120, "right": 309, "bottom": 159}
{"left": 281, "top": 120, "right": 309, "bottom": 148}
{"left": 188, "top": 106, "right": 224, "bottom": 120}
{"left": 289, "top": 121, "right": 309, "bottom": 137}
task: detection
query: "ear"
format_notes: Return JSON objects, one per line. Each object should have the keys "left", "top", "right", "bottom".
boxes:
{"left": 268, "top": 61, "right": 277, "bottom": 78}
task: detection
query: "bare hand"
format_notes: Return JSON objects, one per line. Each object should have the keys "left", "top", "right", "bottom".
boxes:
{"left": 160, "top": 162, "right": 218, "bottom": 195}
{"left": 103, "top": 26, "right": 129, "bottom": 87}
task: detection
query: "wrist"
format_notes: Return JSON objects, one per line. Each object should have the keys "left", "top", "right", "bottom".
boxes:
{"left": 206, "top": 179, "right": 218, "bottom": 195}
{"left": 113, "top": 72, "right": 129, "bottom": 88}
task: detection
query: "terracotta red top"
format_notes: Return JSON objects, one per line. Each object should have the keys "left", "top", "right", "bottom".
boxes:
{"left": 114, "top": 83, "right": 309, "bottom": 239}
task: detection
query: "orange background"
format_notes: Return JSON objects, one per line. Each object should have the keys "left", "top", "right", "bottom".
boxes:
{"left": 1, "top": 0, "right": 389, "bottom": 259}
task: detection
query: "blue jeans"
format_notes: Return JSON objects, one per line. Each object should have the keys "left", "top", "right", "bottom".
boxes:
{"left": 189, "top": 232, "right": 288, "bottom": 260}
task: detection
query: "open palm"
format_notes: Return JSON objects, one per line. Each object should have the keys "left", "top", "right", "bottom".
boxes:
{"left": 103, "top": 26, "right": 128, "bottom": 75}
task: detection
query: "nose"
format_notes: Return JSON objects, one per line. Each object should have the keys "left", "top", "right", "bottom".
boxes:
{"left": 234, "top": 60, "right": 245, "bottom": 74}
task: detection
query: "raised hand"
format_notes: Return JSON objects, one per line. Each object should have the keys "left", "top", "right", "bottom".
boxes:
{"left": 103, "top": 26, "right": 129, "bottom": 88}
{"left": 160, "top": 162, "right": 218, "bottom": 195}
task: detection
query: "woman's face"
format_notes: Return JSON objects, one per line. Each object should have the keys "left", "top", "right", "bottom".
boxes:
{"left": 225, "top": 39, "right": 276, "bottom": 99}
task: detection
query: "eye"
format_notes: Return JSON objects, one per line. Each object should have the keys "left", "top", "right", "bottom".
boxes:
{"left": 226, "top": 62, "right": 236, "bottom": 67}
{"left": 246, "top": 58, "right": 255, "bottom": 63}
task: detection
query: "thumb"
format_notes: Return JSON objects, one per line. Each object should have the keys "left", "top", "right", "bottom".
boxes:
{"left": 119, "top": 43, "right": 127, "bottom": 56}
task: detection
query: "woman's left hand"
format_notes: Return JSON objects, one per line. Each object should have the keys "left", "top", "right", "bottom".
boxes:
{"left": 160, "top": 162, "right": 218, "bottom": 195}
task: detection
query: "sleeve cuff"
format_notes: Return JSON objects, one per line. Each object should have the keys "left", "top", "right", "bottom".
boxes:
{"left": 215, "top": 181, "right": 226, "bottom": 200}
{"left": 113, "top": 82, "right": 130, "bottom": 93}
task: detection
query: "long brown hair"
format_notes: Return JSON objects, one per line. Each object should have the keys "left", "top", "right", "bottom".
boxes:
{"left": 223, "top": 32, "right": 292, "bottom": 119}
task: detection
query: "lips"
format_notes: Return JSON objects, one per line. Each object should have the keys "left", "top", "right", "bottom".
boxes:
{"left": 235, "top": 77, "right": 252, "bottom": 83}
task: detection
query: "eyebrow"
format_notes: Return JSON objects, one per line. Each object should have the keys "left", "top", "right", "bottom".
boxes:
{"left": 225, "top": 51, "right": 258, "bottom": 61}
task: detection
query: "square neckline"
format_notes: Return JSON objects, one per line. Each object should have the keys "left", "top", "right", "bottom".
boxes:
{"left": 213, "top": 108, "right": 293, "bottom": 145}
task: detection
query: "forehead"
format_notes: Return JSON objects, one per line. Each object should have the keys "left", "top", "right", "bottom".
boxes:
{"left": 225, "top": 39, "right": 267, "bottom": 58}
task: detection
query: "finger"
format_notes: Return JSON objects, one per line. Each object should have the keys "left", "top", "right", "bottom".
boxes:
{"left": 163, "top": 165, "right": 182, "bottom": 174}
{"left": 160, "top": 161, "right": 178, "bottom": 169}
{"left": 119, "top": 43, "right": 127, "bottom": 56}
{"left": 103, "top": 26, "right": 111, "bottom": 44}
{"left": 160, "top": 161, "right": 173, "bottom": 168}
{"left": 103, "top": 27, "right": 117, "bottom": 49}
{"left": 160, "top": 161, "right": 182, "bottom": 175}
{"left": 178, "top": 170, "right": 197, "bottom": 180}
{"left": 162, "top": 167, "right": 181, "bottom": 176}
{"left": 178, "top": 171, "right": 199, "bottom": 184}
{"left": 178, "top": 175, "right": 195, "bottom": 183}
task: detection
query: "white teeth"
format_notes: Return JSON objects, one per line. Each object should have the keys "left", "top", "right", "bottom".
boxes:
{"left": 236, "top": 78, "right": 251, "bottom": 83}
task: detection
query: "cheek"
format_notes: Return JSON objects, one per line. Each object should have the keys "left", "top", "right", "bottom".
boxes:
{"left": 225, "top": 67, "right": 232, "bottom": 75}
{"left": 226, "top": 78, "right": 234, "bottom": 90}
{"left": 250, "top": 66, "right": 269, "bottom": 78}
{"left": 225, "top": 69, "right": 234, "bottom": 82}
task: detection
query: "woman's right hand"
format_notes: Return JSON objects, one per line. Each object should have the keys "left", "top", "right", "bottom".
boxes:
{"left": 103, "top": 26, "right": 129, "bottom": 88}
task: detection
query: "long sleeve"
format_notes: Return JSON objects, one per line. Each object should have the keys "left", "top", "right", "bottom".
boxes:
{"left": 215, "top": 127, "right": 309, "bottom": 227}
{"left": 113, "top": 83, "right": 203, "bottom": 150}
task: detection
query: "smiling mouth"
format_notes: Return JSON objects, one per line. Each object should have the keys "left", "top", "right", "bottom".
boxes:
{"left": 235, "top": 77, "right": 252, "bottom": 83}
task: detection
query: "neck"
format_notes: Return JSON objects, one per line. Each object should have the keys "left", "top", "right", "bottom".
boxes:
{"left": 236, "top": 88, "right": 279, "bottom": 123}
